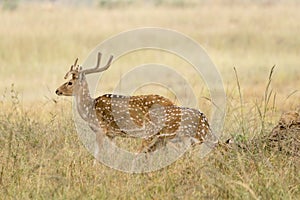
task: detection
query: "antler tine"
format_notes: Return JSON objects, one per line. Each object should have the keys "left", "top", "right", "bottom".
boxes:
{"left": 80, "top": 52, "right": 114, "bottom": 75}
{"left": 73, "top": 58, "right": 78, "bottom": 69}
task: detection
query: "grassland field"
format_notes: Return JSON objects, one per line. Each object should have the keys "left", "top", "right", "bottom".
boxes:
{"left": 0, "top": 1, "right": 299, "bottom": 199}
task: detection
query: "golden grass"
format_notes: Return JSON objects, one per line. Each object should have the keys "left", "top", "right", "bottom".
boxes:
{"left": 0, "top": 2, "right": 299, "bottom": 106}
{"left": 0, "top": 1, "right": 299, "bottom": 199}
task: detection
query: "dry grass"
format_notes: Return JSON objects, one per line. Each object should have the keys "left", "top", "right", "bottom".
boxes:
{"left": 0, "top": 1, "right": 299, "bottom": 199}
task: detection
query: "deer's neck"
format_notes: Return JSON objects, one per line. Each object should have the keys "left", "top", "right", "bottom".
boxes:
{"left": 74, "top": 78, "right": 95, "bottom": 122}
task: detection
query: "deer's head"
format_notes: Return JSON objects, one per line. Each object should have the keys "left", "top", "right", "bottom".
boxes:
{"left": 55, "top": 58, "right": 82, "bottom": 96}
{"left": 55, "top": 52, "right": 113, "bottom": 96}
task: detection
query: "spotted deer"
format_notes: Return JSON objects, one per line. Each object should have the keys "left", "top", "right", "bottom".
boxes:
{"left": 56, "top": 52, "right": 214, "bottom": 153}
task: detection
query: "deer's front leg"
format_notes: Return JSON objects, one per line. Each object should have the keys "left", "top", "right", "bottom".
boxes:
{"left": 94, "top": 126, "right": 118, "bottom": 160}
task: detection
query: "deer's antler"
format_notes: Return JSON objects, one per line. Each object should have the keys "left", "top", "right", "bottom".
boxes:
{"left": 80, "top": 52, "right": 114, "bottom": 75}
{"left": 64, "top": 52, "right": 113, "bottom": 79}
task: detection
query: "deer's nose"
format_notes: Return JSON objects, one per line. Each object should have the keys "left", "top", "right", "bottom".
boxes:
{"left": 55, "top": 89, "right": 62, "bottom": 95}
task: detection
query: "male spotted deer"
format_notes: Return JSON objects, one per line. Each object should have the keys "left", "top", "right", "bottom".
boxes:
{"left": 56, "top": 52, "right": 214, "bottom": 154}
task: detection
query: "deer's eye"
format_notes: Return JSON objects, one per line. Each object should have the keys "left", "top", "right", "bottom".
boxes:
{"left": 68, "top": 82, "right": 73, "bottom": 86}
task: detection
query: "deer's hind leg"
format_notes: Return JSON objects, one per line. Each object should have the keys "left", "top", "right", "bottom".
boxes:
{"left": 138, "top": 136, "right": 168, "bottom": 153}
